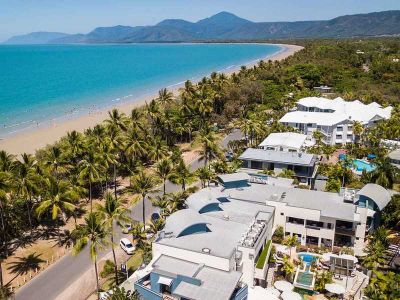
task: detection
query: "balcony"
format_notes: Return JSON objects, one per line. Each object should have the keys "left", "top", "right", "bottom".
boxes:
{"left": 335, "top": 227, "right": 355, "bottom": 236}
{"left": 239, "top": 219, "right": 266, "bottom": 248}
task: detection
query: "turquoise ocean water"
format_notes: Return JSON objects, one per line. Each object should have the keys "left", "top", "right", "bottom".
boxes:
{"left": 0, "top": 43, "right": 282, "bottom": 136}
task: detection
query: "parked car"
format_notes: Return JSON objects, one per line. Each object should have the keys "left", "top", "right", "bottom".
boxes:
{"left": 121, "top": 223, "right": 132, "bottom": 234}
{"left": 120, "top": 238, "right": 135, "bottom": 255}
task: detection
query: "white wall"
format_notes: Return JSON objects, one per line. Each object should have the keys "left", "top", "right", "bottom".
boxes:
{"left": 152, "top": 243, "right": 233, "bottom": 271}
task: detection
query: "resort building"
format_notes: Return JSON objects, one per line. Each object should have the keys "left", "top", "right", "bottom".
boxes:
{"left": 258, "top": 132, "right": 313, "bottom": 153}
{"left": 279, "top": 97, "right": 392, "bottom": 145}
{"left": 388, "top": 149, "right": 400, "bottom": 169}
{"left": 131, "top": 173, "right": 390, "bottom": 299}
{"left": 238, "top": 148, "right": 319, "bottom": 186}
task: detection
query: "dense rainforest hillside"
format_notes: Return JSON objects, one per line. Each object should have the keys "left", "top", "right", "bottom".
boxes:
{"left": 4, "top": 10, "right": 400, "bottom": 44}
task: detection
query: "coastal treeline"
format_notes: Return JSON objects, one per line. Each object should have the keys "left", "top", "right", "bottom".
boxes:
{"left": 0, "top": 38, "right": 400, "bottom": 297}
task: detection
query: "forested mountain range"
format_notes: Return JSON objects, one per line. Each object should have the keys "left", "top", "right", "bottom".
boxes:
{"left": 4, "top": 10, "right": 400, "bottom": 44}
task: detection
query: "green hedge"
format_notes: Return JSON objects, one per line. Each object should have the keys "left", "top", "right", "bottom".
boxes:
{"left": 256, "top": 240, "right": 272, "bottom": 269}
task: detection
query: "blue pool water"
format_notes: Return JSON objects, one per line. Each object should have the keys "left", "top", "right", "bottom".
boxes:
{"left": 353, "top": 159, "right": 376, "bottom": 172}
{"left": 0, "top": 43, "right": 282, "bottom": 136}
{"left": 298, "top": 252, "right": 319, "bottom": 265}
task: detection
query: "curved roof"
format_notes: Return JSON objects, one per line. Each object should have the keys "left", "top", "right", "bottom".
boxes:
{"left": 187, "top": 189, "right": 222, "bottom": 212}
{"left": 163, "top": 209, "right": 208, "bottom": 237}
{"left": 259, "top": 132, "right": 307, "bottom": 149}
{"left": 357, "top": 183, "right": 391, "bottom": 211}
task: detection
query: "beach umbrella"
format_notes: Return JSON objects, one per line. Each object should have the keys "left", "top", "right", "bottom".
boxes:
{"left": 265, "top": 287, "right": 281, "bottom": 296}
{"left": 321, "top": 252, "right": 333, "bottom": 262}
{"left": 276, "top": 245, "right": 290, "bottom": 255}
{"left": 281, "top": 291, "right": 302, "bottom": 300}
{"left": 325, "top": 283, "right": 346, "bottom": 294}
{"left": 248, "top": 286, "right": 279, "bottom": 300}
{"left": 274, "top": 280, "right": 294, "bottom": 292}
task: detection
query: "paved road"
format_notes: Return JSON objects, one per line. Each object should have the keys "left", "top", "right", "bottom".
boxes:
{"left": 16, "top": 130, "right": 241, "bottom": 300}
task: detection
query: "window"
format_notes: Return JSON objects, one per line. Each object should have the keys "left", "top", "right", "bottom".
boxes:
{"left": 327, "top": 223, "right": 333, "bottom": 229}
{"left": 307, "top": 123, "right": 313, "bottom": 127}
{"left": 337, "top": 126, "right": 343, "bottom": 132}
{"left": 280, "top": 213, "right": 284, "bottom": 216}
{"left": 336, "top": 135, "right": 342, "bottom": 139}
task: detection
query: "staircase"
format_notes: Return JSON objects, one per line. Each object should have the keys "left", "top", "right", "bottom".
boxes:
{"left": 344, "top": 272, "right": 368, "bottom": 300}
{"left": 266, "top": 264, "right": 276, "bottom": 287}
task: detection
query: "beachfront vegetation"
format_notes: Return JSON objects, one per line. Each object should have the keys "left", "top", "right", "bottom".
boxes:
{"left": 0, "top": 38, "right": 400, "bottom": 297}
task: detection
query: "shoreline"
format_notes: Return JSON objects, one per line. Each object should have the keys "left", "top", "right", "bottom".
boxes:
{"left": 0, "top": 43, "right": 303, "bottom": 155}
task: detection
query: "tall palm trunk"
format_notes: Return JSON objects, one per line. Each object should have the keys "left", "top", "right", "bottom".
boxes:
{"left": 94, "top": 257, "right": 100, "bottom": 300}
{"left": 27, "top": 195, "right": 33, "bottom": 233}
{"left": 142, "top": 193, "right": 146, "bottom": 224}
{"left": 0, "top": 259, "right": 3, "bottom": 288}
{"left": 182, "top": 179, "right": 186, "bottom": 191}
{"left": 89, "top": 179, "right": 93, "bottom": 213}
{"left": 113, "top": 164, "right": 117, "bottom": 200}
{"left": 110, "top": 226, "right": 119, "bottom": 285}
{"left": 0, "top": 204, "right": 8, "bottom": 258}
{"left": 163, "top": 178, "right": 166, "bottom": 195}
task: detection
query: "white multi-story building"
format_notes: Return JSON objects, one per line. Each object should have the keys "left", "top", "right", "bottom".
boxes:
{"left": 132, "top": 173, "right": 391, "bottom": 300}
{"left": 279, "top": 97, "right": 392, "bottom": 145}
{"left": 258, "top": 132, "right": 313, "bottom": 153}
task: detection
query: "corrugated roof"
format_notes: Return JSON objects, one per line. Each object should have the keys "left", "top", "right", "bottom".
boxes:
{"left": 259, "top": 132, "right": 308, "bottom": 150}
{"left": 173, "top": 266, "right": 242, "bottom": 300}
{"left": 357, "top": 183, "right": 391, "bottom": 211}
{"left": 239, "top": 148, "right": 316, "bottom": 166}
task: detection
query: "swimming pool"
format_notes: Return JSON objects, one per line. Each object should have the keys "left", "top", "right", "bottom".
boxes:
{"left": 298, "top": 252, "right": 319, "bottom": 265}
{"left": 352, "top": 159, "right": 376, "bottom": 173}
{"left": 295, "top": 253, "right": 319, "bottom": 291}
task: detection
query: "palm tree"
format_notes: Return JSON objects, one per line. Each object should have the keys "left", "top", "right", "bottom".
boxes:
{"left": 169, "top": 160, "right": 196, "bottom": 191}
{"left": 73, "top": 212, "right": 109, "bottom": 299}
{"left": 196, "top": 166, "right": 213, "bottom": 188}
{"left": 78, "top": 151, "right": 102, "bottom": 212}
{"left": 124, "top": 128, "right": 146, "bottom": 162}
{"left": 352, "top": 120, "right": 364, "bottom": 144}
{"left": 148, "top": 138, "right": 169, "bottom": 162}
{"left": 281, "top": 256, "right": 296, "bottom": 281}
{"left": 194, "top": 126, "right": 221, "bottom": 167}
{"left": 369, "top": 157, "right": 399, "bottom": 188}
{"left": 146, "top": 218, "right": 165, "bottom": 236}
{"left": 96, "top": 192, "right": 130, "bottom": 285}
{"left": 129, "top": 222, "right": 147, "bottom": 250}
{"left": 157, "top": 88, "right": 174, "bottom": 107}
{"left": 105, "top": 109, "right": 127, "bottom": 132}
{"left": 283, "top": 234, "right": 299, "bottom": 257}
{"left": 43, "top": 146, "right": 68, "bottom": 178}
{"left": 155, "top": 158, "right": 173, "bottom": 195}
{"left": 0, "top": 151, "right": 15, "bottom": 173}
{"left": 129, "top": 172, "right": 157, "bottom": 224}
{"left": 35, "top": 178, "right": 78, "bottom": 243}
{"left": 14, "top": 153, "right": 40, "bottom": 232}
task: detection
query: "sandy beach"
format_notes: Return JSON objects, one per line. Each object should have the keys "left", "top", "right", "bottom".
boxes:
{"left": 0, "top": 43, "right": 303, "bottom": 155}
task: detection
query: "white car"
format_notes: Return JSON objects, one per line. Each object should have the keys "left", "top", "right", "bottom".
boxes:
{"left": 120, "top": 238, "right": 135, "bottom": 255}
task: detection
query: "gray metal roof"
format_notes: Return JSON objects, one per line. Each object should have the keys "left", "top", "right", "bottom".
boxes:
{"left": 217, "top": 172, "right": 250, "bottom": 183}
{"left": 173, "top": 266, "right": 242, "bottom": 300}
{"left": 227, "top": 184, "right": 357, "bottom": 222}
{"left": 152, "top": 255, "right": 200, "bottom": 278}
{"left": 239, "top": 148, "right": 317, "bottom": 166}
{"left": 357, "top": 183, "right": 391, "bottom": 211}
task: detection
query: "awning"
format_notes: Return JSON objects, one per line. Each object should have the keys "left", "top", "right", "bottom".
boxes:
{"left": 157, "top": 276, "right": 173, "bottom": 286}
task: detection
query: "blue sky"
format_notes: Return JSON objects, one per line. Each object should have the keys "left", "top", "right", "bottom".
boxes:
{"left": 1, "top": 0, "right": 400, "bottom": 41}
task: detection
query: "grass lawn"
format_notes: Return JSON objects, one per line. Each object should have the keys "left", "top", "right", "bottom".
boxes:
{"left": 127, "top": 251, "right": 143, "bottom": 272}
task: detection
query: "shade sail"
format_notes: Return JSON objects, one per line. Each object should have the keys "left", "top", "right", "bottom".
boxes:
{"left": 157, "top": 276, "right": 173, "bottom": 286}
